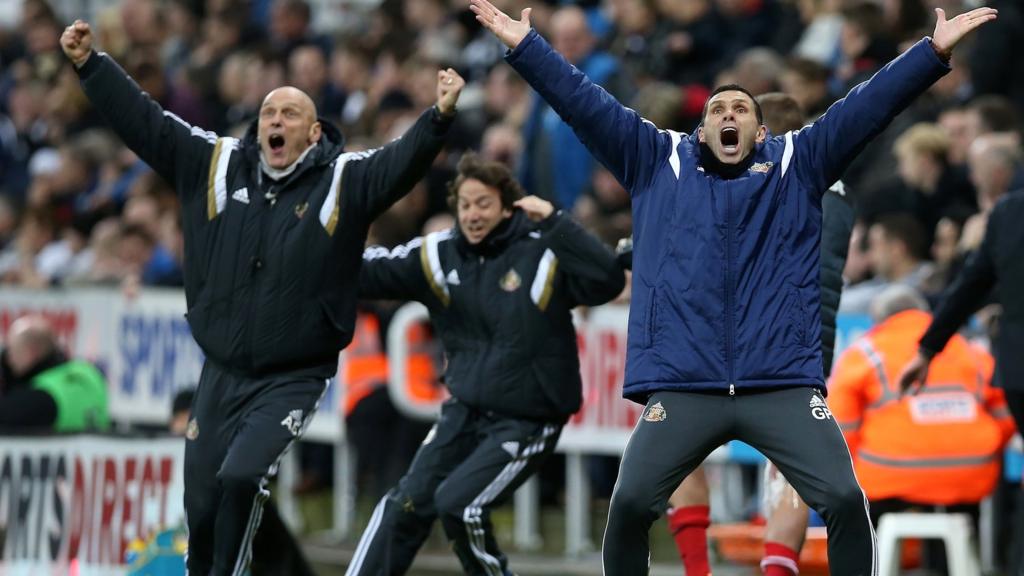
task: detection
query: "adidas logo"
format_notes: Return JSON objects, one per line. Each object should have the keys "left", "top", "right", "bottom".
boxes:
{"left": 280, "top": 409, "right": 304, "bottom": 436}
{"left": 231, "top": 187, "right": 250, "bottom": 204}
{"left": 446, "top": 269, "right": 461, "bottom": 286}
{"left": 809, "top": 394, "right": 832, "bottom": 420}
{"left": 501, "top": 441, "right": 519, "bottom": 457}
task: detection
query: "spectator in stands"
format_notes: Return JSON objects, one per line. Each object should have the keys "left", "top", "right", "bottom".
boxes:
{"left": 889, "top": 122, "right": 975, "bottom": 243}
{"left": 169, "top": 388, "right": 318, "bottom": 576}
{"left": 288, "top": 43, "right": 345, "bottom": 119}
{"left": 834, "top": 2, "right": 896, "bottom": 94}
{"left": 520, "top": 5, "right": 625, "bottom": 210}
{"left": 840, "top": 214, "right": 932, "bottom": 314}
{"left": 830, "top": 285, "right": 1014, "bottom": 567}
{"left": 0, "top": 314, "right": 109, "bottom": 432}
{"left": 961, "top": 133, "right": 1022, "bottom": 253}
{"left": 119, "top": 222, "right": 183, "bottom": 286}
{"left": 780, "top": 56, "right": 831, "bottom": 119}
{"left": 268, "top": 0, "right": 329, "bottom": 59}
{"left": 966, "top": 0, "right": 1024, "bottom": 113}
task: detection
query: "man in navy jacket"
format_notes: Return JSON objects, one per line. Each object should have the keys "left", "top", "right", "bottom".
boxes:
{"left": 470, "top": 1, "right": 997, "bottom": 573}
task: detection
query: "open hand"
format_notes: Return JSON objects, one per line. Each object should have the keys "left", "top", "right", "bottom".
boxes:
{"left": 436, "top": 68, "right": 465, "bottom": 116}
{"left": 469, "top": 0, "right": 532, "bottom": 50}
{"left": 931, "top": 6, "right": 998, "bottom": 59}
{"left": 514, "top": 195, "right": 554, "bottom": 221}
{"left": 60, "top": 19, "right": 93, "bottom": 68}
{"left": 897, "top": 352, "right": 932, "bottom": 397}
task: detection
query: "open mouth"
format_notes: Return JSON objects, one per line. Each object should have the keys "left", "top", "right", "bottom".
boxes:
{"left": 269, "top": 134, "right": 286, "bottom": 152}
{"left": 720, "top": 127, "right": 739, "bottom": 152}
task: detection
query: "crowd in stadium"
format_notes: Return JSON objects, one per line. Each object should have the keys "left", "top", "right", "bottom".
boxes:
{"left": 0, "top": 0, "right": 1019, "bottom": 296}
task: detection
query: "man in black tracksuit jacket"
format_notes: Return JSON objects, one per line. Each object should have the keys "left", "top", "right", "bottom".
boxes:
{"left": 901, "top": 190, "right": 1024, "bottom": 433}
{"left": 345, "top": 154, "right": 625, "bottom": 575}
{"left": 61, "top": 20, "right": 464, "bottom": 575}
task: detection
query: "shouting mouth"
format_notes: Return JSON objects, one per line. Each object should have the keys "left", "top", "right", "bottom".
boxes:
{"left": 269, "top": 134, "right": 286, "bottom": 151}
{"left": 720, "top": 127, "right": 739, "bottom": 154}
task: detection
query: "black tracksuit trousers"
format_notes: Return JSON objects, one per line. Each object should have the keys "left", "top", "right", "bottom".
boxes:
{"left": 603, "top": 387, "right": 876, "bottom": 576}
{"left": 345, "top": 399, "right": 562, "bottom": 576}
{"left": 184, "top": 360, "right": 327, "bottom": 576}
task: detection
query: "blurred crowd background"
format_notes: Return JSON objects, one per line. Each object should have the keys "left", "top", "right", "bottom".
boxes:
{"left": 0, "top": 0, "right": 1021, "bottom": 303}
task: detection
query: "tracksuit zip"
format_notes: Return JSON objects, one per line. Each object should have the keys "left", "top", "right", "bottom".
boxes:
{"left": 724, "top": 179, "right": 736, "bottom": 394}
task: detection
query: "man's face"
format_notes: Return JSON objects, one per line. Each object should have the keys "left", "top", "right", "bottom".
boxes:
{"left": 932, "top": 218, "right": 960, "bottom": 267}
{"left": 258, "top": 87, "right": 322, "bottom": 169}
{"left": 867, "top": 224, "right": 895, "bottom": 280}
{"left": 698, "top": 91, "right": 766, "bottom": 165}
{"left": 938, "top": 110, "right": 970, "bottom": 165}
{"left": 456, "top": 179, "right": 511, "bottom": 245}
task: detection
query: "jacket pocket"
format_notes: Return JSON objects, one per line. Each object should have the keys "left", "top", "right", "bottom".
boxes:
{"left": 643, "top": 287, "right": 658, "bottom": 348}
{"left": 789, "top": 287, "right": 809, "bottom": 348}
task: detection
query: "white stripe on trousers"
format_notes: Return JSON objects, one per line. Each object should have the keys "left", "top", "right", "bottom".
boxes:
{"left": 345, "top": 495, "right": 388, "bottom": 575}
{"left": 827, "top": 409, "right": 878, "bottom": 576}
{"left": 462, "top": 425, "right": 557, "bottom": 575}
{"left": 230, "top": 379, "right": 330, "bottom": 576}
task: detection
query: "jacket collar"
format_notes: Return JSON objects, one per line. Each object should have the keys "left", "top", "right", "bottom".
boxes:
{"left": 241, "top": 118, "right": 347, "bottom": 187}
{"left": 455, "top": 210, "right": 533, "bottom": 258}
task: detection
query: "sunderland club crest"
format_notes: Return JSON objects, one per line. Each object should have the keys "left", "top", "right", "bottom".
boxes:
{"left": 500, "top": 269, "right": 522, "bottom": 292}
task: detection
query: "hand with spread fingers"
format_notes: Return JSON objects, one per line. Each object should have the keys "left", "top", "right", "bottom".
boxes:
{"left": 469, "top": 0, "right": 532, "bottom": 50}
{"left": 436, "top": 68, "right": 465, "bottom": 117}
{"left": 930, "top": 6, "right": 998, "bottom": 59}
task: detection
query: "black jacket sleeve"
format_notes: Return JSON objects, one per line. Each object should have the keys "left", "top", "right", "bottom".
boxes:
{"left": 919, "top": 208, "right": 1000, "bottom": 356}
{"left": 537, "top": 211, "right": 626, "bottom": 307}
{"left": 76, "top": 51, "right": 215, "bottom": 195}
{"left": 819, "top": 181, "right": 854, "bottom": 376}
{"left": 359, "top": 236, "right": 439, "bottom": 304}
{"left": 0, "top": 387, "right": 58, "bottom": 430}
{"left": 342, "top": 107, "right": 453, "bottom": 219}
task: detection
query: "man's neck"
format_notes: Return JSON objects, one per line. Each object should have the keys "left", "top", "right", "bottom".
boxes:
{"left": 260, "top": 143, "right": 317, "bottom": 181}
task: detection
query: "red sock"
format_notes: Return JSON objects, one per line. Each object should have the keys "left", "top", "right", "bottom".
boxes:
{"left": 667, "top": 505, "right": 711, "bottom": 576}
{"left": 761, "top": 541, "right": 799, "bottom": 576}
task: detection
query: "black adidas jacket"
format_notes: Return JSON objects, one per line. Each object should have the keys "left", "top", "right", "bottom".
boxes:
{"left": 77, "top": 51, "right": 453, "bottom": 378}
{"left": 359, "top": 211, "right": 625, "bottom": 420}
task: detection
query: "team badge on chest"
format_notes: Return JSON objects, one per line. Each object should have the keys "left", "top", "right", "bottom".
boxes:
{"left": 500, "top": 269, "right": 521, "bottom": 292}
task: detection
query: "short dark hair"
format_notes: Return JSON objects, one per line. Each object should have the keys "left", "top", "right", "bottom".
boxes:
{"left": 969, "top": 95, "right": 1020, "bottom": 134}
{"left": 702, "top": 84, "right": 764, "bottom": 125}
{"left": 874, "top": 213, "right": 927, "bottom": 261}
{"left": 755, "top": 92, "right": 805, "bottom": 134}
{"left": 172, "top": 388, "right": 195, "bottom": 417}
{"left": 447, "top": 152, "right": 525, "bottom": 211}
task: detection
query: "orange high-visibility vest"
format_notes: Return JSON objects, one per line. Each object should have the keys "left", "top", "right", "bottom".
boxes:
{"left": 404, "top": 322, "right": 443, "bottom": 404}
{"left": 342, "top": 312, "right": 444, "bottom": 416}
{"left": 829, "top": 310, "right": 1016, "bottom": 505}
{"left": 342, "top": 312, "right": 390, "bottom": 416}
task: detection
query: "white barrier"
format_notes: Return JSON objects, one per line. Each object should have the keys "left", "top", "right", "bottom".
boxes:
{"left": 0, "top": 288, "right": 348, "bottom": 539}
{"left": 0, "top": 288, "right": 342, "bottom": 442}
{"left": 0, "top": 435, "right": 185, "bottom": 575}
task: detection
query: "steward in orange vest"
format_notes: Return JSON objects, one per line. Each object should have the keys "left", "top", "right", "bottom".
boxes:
{"left": 829, "top": 293, "right": 1015, "bottom": 506}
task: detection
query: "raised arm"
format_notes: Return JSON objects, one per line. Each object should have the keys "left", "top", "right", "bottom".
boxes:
{"left": 515, "top": 196, "right": 625, "bottom": 307}
{"left": 470, "top": 0, "right": 668, "bottom": 195}
{"left": 789, "top": 7, "right": 997, "bottom": 192}
{"left": 342, "top": 70, "right": 462, "bottom": 218}
{"left": 61, "top": 20, "right": 216, "bottom": 194}
{"left": 359, "top": 232, "right": 451, "bottom": 306}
